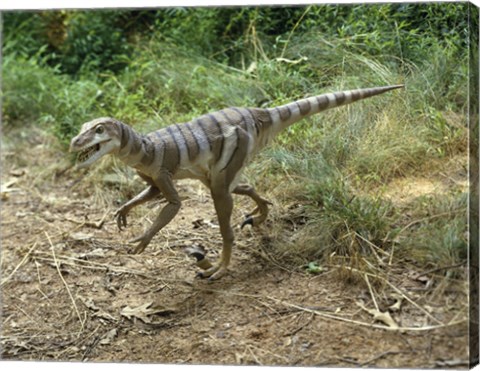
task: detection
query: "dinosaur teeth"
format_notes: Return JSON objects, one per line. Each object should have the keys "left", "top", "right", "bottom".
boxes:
{"left": 78, "top": 143, "right": 100, "bottom": 163}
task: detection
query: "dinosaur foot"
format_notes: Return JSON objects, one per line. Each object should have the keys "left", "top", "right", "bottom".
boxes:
{"left": 128, "top": 235, "right": 151, "bottom": 254}
{"left": 196, "top": 265, "right": 228, "bottom": 281}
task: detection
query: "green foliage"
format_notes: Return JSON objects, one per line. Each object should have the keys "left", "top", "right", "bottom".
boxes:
{"left": 400, "top": 192, "right": 468, "bottom": 266}
{"left": 2, "top": 53, "right": 104, "bottom": 143}
{"left": 2, "top": 12, "right": 51, "bottom": 58}
{"left": 310, "top": 177, "right": 395, "bottom": 255}
{"left": 57, "top": 11, "right": 132, "bottom": 75}
{"left": 3, "top": 3, "right": 469, "bottom": 73}
{"left": 263, "top": 149, "right": 396, "bottom": 258}
{"left": 2, "top": 55, "right": 63, "bottom": 123}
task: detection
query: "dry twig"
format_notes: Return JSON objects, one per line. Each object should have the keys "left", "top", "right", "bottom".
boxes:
{"left": 364, "top": 273, "right": 379, "bottom": 311}
{"left": 273, "top": 298, "right": 464, "bottom": 332}
{"left": 330, "top": 265, "right": 445, "bottom": 325}
{"left": 202, "top": 288, "right": 465, "bottom": 332}
{"left": 45, "top": 232, "right": 85, "bottom": 332}
{"left": 1, "top": 242, "right": 38, "bottom": 287}
{"left": 65, "top": 210, "right": 110, "bottom": 229}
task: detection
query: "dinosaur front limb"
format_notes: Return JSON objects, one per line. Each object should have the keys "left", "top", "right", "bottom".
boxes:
{"left": 130, "top": 173, "right": 181, "bottom": 254}
{"left": 114, "top": 186, "right": 161, "bottom": 230}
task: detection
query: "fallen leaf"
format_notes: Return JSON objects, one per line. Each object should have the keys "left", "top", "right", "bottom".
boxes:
{"left": 192, "top": 219, "right": 204, "bottom": 229}
{"left": 389, "top": 294, "right": 404, "bottom": 312}
{"left": 79, "top": 296, "right": 118, "bottom": 322}
{"left": 103, "top": 173, "right": 128, "bottom": 185}
{"left": 192, "top": 218, "right": 218, "bottom": 229}
{"left": 79, "top": 296, "right": 100, "bottom": 311}
{"left": 372, "top": 311, "right": 399, "bottom": 329}
{"left": 99, "top": 328, "right": 118, "bottom": 345}
{"left": 435, "top": 359, "right": 469, "bottom": 367}
{"left": 356, "top": 302, "right": 399, "bottom": 329}
{"left": 121, "top": 302, "right": 176, "bottom": 323}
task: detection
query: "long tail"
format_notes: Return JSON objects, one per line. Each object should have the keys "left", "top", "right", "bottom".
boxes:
{"left": 267, "top": 84, "right": 404, "bottom": 136}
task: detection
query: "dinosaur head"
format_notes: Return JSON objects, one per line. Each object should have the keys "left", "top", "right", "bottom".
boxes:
{"left": 70, "top": 117, "right": 122, "bottom": 168}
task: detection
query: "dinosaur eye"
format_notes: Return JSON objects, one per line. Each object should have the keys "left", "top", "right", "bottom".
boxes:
{"left": 95, "top": 125, "right": 105, "bottom": 134}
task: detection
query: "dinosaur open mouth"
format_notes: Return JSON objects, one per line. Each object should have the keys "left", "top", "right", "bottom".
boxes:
{"left": 78, "top": 143, "right": 100, "bottom": 163}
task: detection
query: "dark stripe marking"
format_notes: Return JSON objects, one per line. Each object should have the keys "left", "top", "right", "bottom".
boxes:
{"left": 207, "top": 114, "right": 224, "bottom": 161}
{"left": 350, "top": 89, "right": 363, "bottom": 101}
{"left": 276, "top": 106, "right": 292, "bottom": 122}
{"left": 184, "top": 122, "right": 201, "bottom": 158}
{"left": 166, "top": 126, "right": 181, "bottom": 159}
{"left": 121, "top": 123, "right": 131, "bottom": 149}
{"left": 245, "top": 108, "right": 261, "bottom": 136}
{"left": 334, "top": 92, "right": 346, "bottom": 105}
{"left": 231, "top": 107, "right": 255, "bottom": 136}
{"left": 195, "top": 119, "right": 212, "bottom": 150}
{"left": 140, "top": 137, "right": 156, "bottom": 167}
{"left": 174, "top": 123, "right": 191, "bottom": 160}
{"left": 296, "top": 99, "right": 311, "bottom": 115}
{"left": 316, "top": 95, "right": 329, "bottom": 111}
{"left": 130, "top": 129, "right": 142, "bottom": 155}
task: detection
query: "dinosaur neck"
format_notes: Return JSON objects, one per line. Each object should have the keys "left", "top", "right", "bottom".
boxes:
{"left": 116, "top": 122, "right": 155, "bottom": 168}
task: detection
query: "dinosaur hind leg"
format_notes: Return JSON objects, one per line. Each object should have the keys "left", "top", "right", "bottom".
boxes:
{"left": 196, "top": 186, "right": 234, "bottom": 280}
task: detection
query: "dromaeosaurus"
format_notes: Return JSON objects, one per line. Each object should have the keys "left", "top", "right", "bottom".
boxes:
{"left": 70, "top": 84, "right": 403, "bottom": 280}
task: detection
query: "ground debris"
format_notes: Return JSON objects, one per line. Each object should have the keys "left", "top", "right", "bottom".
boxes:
{"left": 99, "top": 329, "right": 118, "bottom": 345}
{"left": 0, "top": 130, "right": 469, "bottom": 366}
{"left": 356, "top": 301, "right": 399, "bottom": 329}
{"left": 121, "top": 302, "right": 177, "bottom": 324}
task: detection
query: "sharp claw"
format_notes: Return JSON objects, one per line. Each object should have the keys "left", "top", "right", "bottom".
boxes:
{"left": 241, "top": 216, "right": 254, "bottom": 229}
{"left": 208, "top": 268, "right": 227, "bottom": 281}
{"left": 115, "top": 211, "right": 127, "bottom": 231}
{"left": 133, "top": 246, "right": 145, "bottom": 254}
{"left": 129, "top": 236, "right": 142, "bottom": 244}
{"left": 127, "top": 234, "right": 151, "bottom": 254}
{"left": 196, "top": 271, "right": 206, "bottom": 279}
{"left": 131, "top": 242, "right": 147, "bottom": 254}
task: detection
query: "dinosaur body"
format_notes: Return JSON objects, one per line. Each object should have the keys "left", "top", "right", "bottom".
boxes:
{"left": 70, "top": 84, "right": 403, "bottom": 280}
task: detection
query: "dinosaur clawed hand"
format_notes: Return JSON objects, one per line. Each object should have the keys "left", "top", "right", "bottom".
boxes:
{"left": 114, "top": 207, "right": 129, "bottom": 230}
{"left": 114, "top": 207, "right": 148, "bottom": 253}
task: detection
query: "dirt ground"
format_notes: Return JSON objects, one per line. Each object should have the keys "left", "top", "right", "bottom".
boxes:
{"left": 0, "top": 128, "right": 470, "bottom": 367}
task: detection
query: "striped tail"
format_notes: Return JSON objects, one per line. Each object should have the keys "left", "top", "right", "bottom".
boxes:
{"left": 267, "top": 84, "right": 404, "bottom": 136}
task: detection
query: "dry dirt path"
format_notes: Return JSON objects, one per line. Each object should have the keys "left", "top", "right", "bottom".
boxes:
{"left": 1, "top": 132, "right": 469, "bottom": 367}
